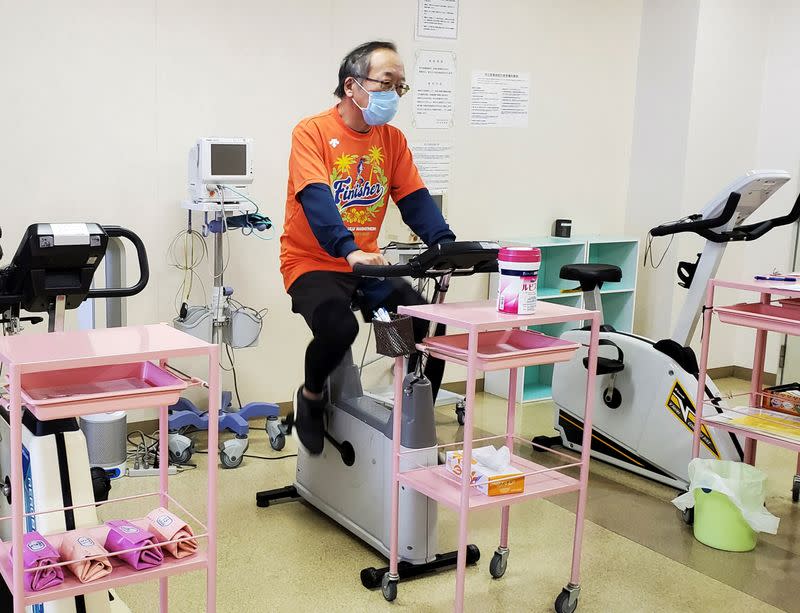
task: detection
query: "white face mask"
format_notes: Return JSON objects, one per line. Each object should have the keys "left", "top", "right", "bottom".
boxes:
{"left": 353, "top": 79, "right": 400, "bottom": 126}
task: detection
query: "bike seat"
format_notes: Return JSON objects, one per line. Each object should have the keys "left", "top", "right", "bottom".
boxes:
{"left": 560, "top": 263, "right": 622, "bottom": 291}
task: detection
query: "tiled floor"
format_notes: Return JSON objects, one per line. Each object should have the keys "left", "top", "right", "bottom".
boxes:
{"left": 108, "top": 378, "right": 796, "bottom": 612}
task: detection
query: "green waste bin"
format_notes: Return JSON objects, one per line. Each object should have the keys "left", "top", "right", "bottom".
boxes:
{"left": 693, "top": 488, "right": 757, "bottom": 552}
{"left": 673, "top": 459, "right": 780, "bottom": 552}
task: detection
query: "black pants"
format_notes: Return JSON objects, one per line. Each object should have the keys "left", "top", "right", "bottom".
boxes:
{"left": 288, "top": 271, "right": 444, "bottom": 398}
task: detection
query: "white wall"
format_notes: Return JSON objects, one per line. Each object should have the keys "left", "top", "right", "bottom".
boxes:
{"left": 680, "top": 0, "right": 800, "bottom": 373}
{"left": 679, "top": 0, "right": 772, "bottom": 368}
{"left": 625, "top": 0, "right": 700, "bottom": 337}
{"left": 0, "top": 0, "right": 644, "bottom": 415}
{"left": 627, "top": 0, "right": 799, "bottom": 373}
{"left": 739, "top": 0, "right": 800, "bottom": 373}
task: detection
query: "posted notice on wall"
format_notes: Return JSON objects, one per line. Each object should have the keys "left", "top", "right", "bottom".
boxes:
{"left": 416, "top": 0, "right": 458, "bottom": 40}
{"left": 409, "top": 142, "right": 452, "bottom": 195}
{"left": 413, "top": 50, "right": 456, "bottom": 129}
{"left": 470, "top": 71, "right": 530, "bottom": 128}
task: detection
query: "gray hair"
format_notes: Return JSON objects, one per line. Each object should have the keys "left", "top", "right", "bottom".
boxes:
{"left": 334, "top": 41, "right": 397, "bottom": 98}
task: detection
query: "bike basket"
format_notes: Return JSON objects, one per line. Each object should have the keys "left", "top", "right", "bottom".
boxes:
{"left": 373, "top": 314, "right": 416, "bottom": 357}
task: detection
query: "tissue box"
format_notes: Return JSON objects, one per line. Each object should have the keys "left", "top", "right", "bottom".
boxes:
{"left": 761, "top": 384, "right": 800, "bottom": 416}
{"left": 445, "top": 449, "right": 524, "bottom": 496}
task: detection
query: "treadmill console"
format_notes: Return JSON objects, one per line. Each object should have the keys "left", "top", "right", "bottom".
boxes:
{"left": 1, "top": 223, "right": 108, "bottom": 312}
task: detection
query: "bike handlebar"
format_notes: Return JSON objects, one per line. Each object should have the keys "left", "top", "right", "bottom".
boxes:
{"left": 352, "top": 259, "right": 498, "bottom": 279}
{"left": 650, "top": 190, "right": 800, "bottom": 243}
{"left": 726, "top": 191, "right": 800, "bottom": 242}
{"left": 352, "top": 263, "right": 412, "bottom": 277}
{"left": 650, "top": 192, "right": 741, "bottom": 238}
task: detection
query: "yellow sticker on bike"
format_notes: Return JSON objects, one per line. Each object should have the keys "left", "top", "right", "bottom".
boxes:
{"left": 666, "top": 380, "right": 720, "bottom": 458}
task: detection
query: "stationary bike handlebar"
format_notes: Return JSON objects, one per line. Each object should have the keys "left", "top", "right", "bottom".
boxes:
{"left": 352, "top": 241, "right": 500, "bottom": 279}
{"left": 649, "top": 192, "right": 741, "bottom": 238}
{"left": 650, "top": 190, "right": 800, "bottom": 243}
{"left": 727, "top": 190, "right": 800, "bottom": 242}
{"left": 87, "top": 225, "right": 150, "bottom": 299}
{"left": 352, "top": 263, "right": 413, "bottom": 278}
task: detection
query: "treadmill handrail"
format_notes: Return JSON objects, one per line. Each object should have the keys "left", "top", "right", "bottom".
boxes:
{"left": 87, "top": 226, "right": 150, "bottom": 299}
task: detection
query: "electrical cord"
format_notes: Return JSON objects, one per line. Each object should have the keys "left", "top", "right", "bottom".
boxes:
{"left": 224, "top": 343, "right": 244, "bottom": 410}
{"left": 208, "top": 186, "right": 232, "bottom": 280}
{"left": 217, "top": 185, "right": 275, "bottom": 241}
{"left": 126, "top": 429, "right": 199, "bottom": 471}
{"left": 127, "top": 430, "right": 160, "bottom": 469}
{"left": 193, "top": 449, "right": 297, "bottom": 461}
{"left": 359, "top": 323, "right": 373, "bottom": 376}
{"left": 167, "top": 228, "right": 208, "bottom": 314}
{"left": 643, "top": 233, "right": 675, "bottom": 269}
{"left": 227, "top": 298, "right": 266, "bottom": 349}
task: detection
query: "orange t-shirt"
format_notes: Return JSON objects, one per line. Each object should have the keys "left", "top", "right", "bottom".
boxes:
{"left": 279, "top": 106, "right": 425, "bottom": 291}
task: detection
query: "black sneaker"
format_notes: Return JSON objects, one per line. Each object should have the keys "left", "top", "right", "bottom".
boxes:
{"left": 294, "top": 386, "right": 325, "bottom": 455}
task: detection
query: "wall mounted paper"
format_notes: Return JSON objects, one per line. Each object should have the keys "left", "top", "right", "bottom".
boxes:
{"left": 470, "top": 71, "right": 530, "bottom": 128}
{"left": 417, "top": 0, "right": 458, "bottom": 39}
{"left": 409, "top": 142, "right": 452, "bottom": 195}
{"left": 413, "top": 50, "right": 456, "bottom": 129}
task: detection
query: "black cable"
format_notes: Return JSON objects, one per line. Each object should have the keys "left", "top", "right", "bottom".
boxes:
{"left": 225, "top": 344, "right": 243, "bottom": 410}
{"left": 164, "top": 364, "right": 193, "bottom": 380}
{"left": 193, "top": 450, "right": 297, "bottom": 461}
{"left": 359, "top": 323, "right": 373, "bottom": 376}
{"left": 244, "top": 453, "right": 298, "bottom": 461}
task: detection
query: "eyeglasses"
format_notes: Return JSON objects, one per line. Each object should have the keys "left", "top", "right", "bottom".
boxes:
{"left": 355, "top": 75, "right": 411, "bottom": 97}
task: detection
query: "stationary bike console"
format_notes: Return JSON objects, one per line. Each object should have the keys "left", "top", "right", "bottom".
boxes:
{"left": 352, "top": 240, "right": 500, "bottom": 279}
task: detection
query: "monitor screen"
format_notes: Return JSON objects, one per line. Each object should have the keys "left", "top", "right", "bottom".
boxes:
{"left": 210, "top": 143, "right": 247, "bottom": 176}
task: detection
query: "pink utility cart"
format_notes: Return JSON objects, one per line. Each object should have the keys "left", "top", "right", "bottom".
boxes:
{"left": 694, "top": 278, "right": 800, "bottom": 502}
{"left": 0, "top": 323, "right": 219, "bottom": 613}
{"left": 384, "top": 300, "right": 600, "bottom": 613}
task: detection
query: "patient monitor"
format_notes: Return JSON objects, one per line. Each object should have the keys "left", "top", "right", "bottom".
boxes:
{"left": 187, "top": 137, "right": 253, "bottom": 206}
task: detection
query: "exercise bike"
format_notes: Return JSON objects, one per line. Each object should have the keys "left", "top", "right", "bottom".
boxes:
{"left": 256, "top": 241, "right": 499, "bottom": 589}
{"left": 537, "top": 170, "right": 800, "bottom": 490}
{"left": 0, "top": 223, "right": 150, "bottom": 612}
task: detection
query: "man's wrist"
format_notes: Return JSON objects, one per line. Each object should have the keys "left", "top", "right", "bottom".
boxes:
{"left": 339, "top": 240, "right": 359, "bottom": 261}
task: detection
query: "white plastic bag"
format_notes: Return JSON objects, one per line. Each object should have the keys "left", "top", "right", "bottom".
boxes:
{"left": 672, "top": 458, "right": 780, "bottom": 534}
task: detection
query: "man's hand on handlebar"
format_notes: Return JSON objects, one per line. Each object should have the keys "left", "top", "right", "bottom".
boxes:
{"left": 346, "top": 250, "right": 388, "bottom": 269}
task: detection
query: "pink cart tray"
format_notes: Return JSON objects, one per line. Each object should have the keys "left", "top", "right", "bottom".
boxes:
{"left": 20, "top": 362, "right": 187, "bottom": 412}
{"left": 421, "top": 329, "right": 579, "bottom": 362}
{"left": 716, "top": 302, "right": 800, "bottom": 334}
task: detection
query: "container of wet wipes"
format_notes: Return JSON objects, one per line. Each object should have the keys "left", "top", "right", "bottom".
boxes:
{"left": 496, "top": 247, "right": 541, "bottom": 315}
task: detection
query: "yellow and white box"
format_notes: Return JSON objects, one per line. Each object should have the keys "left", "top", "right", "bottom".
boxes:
{"left": 445, "top": 448, "right": 524, "bottom": 496}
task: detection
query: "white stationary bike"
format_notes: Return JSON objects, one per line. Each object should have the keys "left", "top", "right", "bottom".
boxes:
{"left": 537, "top": 170, "right": 800, "bottom": 490}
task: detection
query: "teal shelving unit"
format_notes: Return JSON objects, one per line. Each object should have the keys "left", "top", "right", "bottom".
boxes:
{"left": 485, "top": 235, "right": 638, "bottom": 403}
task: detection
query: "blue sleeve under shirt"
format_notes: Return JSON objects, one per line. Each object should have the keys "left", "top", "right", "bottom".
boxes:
{"left": 298, "top": 184, "right": 456, "bottom": 259}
